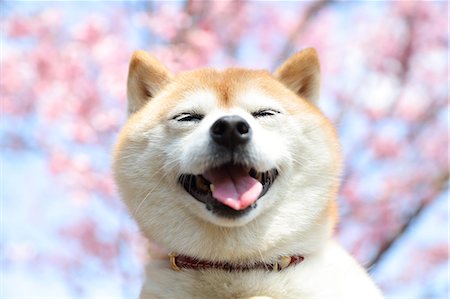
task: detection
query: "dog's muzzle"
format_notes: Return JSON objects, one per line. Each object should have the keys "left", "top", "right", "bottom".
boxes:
{"left": 178, "top": 115, "right": 278, "bottom": 218}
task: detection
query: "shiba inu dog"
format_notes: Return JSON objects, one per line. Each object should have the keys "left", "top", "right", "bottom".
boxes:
{"left": 113, "top": 48, "right": 382, "bottom": 299}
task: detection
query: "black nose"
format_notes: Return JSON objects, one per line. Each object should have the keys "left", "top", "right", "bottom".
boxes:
{"left": 210, "top": 115, "right": 252, "bottom": 148}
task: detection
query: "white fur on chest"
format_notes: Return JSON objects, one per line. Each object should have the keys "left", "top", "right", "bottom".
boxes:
{"left": 140, "top": 241, "right": 382, "bottom": 299}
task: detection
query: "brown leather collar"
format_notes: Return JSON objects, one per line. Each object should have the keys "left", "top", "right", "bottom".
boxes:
{"left": 169, "top": 252, "right": 304, "bottom": 272}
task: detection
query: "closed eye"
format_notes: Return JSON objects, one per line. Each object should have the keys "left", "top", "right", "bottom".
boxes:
{"left": 251, "top": 109, "right": 281, "bottom": 118}
{"left": 172, "top": 113, "right": 204, "bottom": 122}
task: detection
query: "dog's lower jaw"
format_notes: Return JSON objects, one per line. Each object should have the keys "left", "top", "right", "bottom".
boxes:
{"left": 198, "top": 209, "right": 260, "bottom": 227}
{"left": 178, "top": 167, "right": 278, "bottom": 219}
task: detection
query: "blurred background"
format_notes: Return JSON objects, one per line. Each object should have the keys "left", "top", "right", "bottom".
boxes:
{"left": 1, "top": 1, "right": 448, "bottom": 298}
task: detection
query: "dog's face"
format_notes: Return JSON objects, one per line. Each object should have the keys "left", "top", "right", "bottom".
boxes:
{"left": 113, "top": 49, "right": 342, "bottom": 259}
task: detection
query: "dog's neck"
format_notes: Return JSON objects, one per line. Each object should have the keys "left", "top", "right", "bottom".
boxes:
{"left": 146, "top": 212, "right": 333, "bottom": 265}
{"left": 167, "top": 252, "right": 304, "bottom": 272}
{"left": 147, "top": 241, "right": 306, "bottom": 270}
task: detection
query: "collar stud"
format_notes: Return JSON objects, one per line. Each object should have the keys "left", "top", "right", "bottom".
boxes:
{"left": 169, "top": 252, "right": 181, "bottom": 271}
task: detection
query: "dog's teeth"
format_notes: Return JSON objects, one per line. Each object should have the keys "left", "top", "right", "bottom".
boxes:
{"left": 210, "top": 184, "right": 215, "bottom": 192}
{"left": 255, "top": 172, "right": 262, "bottom": 182}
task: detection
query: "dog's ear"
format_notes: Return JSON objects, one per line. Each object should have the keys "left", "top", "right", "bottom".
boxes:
{"left": 274, "top": 48, "right": 320, "bottom": 104}
{"left": 127, "top": 50, "right": 172, "bottom": 114}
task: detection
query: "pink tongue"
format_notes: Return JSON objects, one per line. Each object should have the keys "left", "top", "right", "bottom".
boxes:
{"left": 203, "top": 166, "right": 263, "bottom": 211}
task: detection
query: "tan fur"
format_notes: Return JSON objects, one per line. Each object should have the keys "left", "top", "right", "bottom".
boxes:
{"left": 113, "top": 49, "right": 382, "bottom": 298}
{"left": 127, "top": 50, "right": 172, "bottom": 114}
{"left": 274, "top": 48, "right": 321, "bottom": 103}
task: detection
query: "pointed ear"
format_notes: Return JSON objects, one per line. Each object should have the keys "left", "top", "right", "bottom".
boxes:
{"left": 127, "top": 50, "right": 172, "bottom": 114}
{"left": 274, "top": 48, "right": 320, "bottom": 104}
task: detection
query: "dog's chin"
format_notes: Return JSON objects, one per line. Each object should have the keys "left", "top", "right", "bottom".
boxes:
{"left": 195, "top": 205, "right": 261, "bottom": 227}
{"left": 178, "top": 164, "right": 278, "bottom": 227}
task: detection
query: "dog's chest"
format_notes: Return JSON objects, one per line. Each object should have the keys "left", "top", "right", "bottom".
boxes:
{"left": 142, "top": 262, "right": 313, "bottom": 299}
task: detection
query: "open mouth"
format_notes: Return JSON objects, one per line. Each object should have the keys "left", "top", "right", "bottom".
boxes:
{"left": 179, "top": 164, "right": 278, "bottom": 218}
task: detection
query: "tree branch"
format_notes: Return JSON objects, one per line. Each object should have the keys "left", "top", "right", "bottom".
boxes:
{"left": 368, "top": 171, "right": 449, "bottom": 271}
{"left": 272, "top": 0, "right": 332, "bottom": 70}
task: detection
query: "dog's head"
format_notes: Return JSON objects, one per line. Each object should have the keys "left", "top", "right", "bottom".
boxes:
{"left": 113, "top": 49, "right": 342, "bottom": 260}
